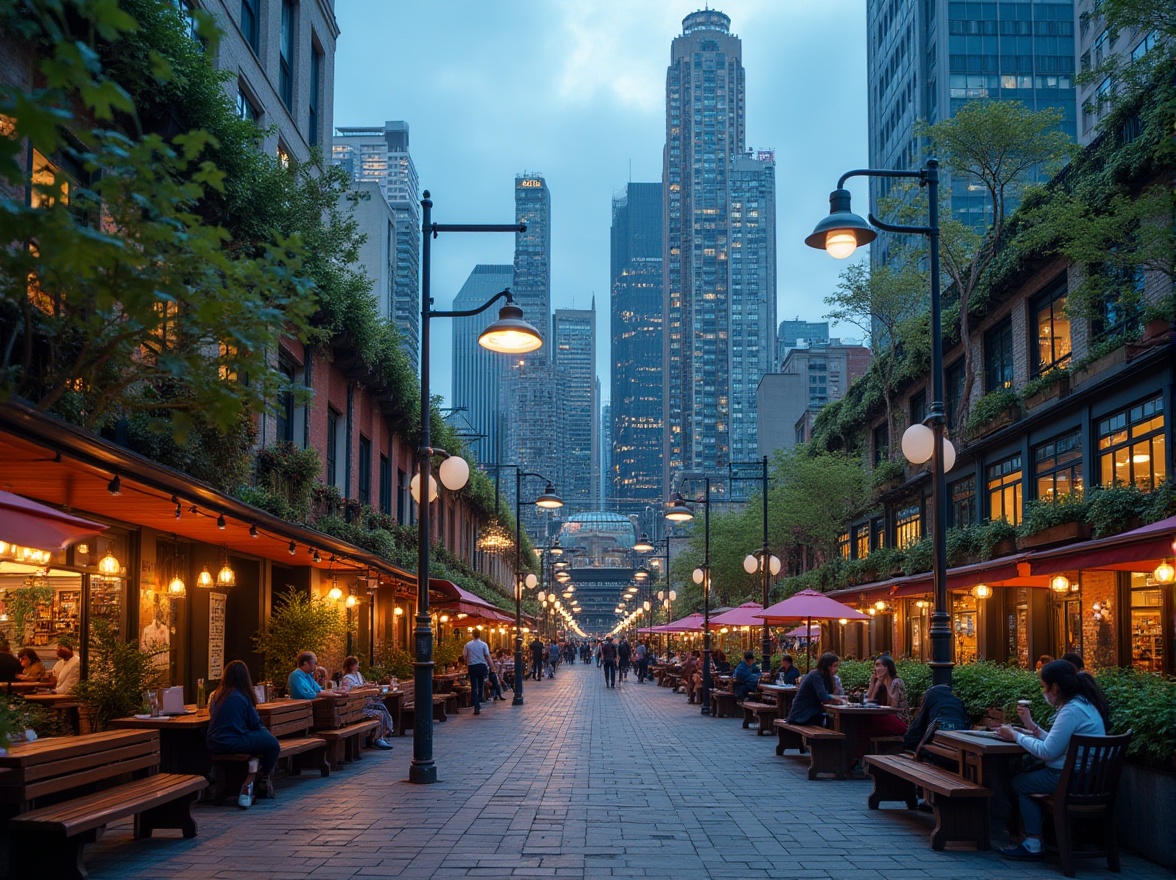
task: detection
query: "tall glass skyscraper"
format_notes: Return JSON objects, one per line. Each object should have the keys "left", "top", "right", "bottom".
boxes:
{"left": 610, "top": 182, "right": 663, "bottom": 520}
{"left": 662, "top": 10, "right": 775, "bottom": 487}
{"left": 866, "top": 0, "right": 1076, "bottom": 263}
{"left": 553, "top": 306, "right": 598, "bottom": 514}
{"left": 332, "top": 121, "right": 421, "bottom": 371}
{"left": 512, "top": 173, "right": 552, "bottom": 360}
{"left": 451, "top": 264, "right": 513, "bottom": 466}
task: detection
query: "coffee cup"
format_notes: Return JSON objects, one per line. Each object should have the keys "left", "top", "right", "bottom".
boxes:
{"left": 1017, "top": 699, "right": 1032, "bottom": 708}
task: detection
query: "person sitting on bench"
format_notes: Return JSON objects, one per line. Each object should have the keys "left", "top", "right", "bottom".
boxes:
{"left": 340, "top": 656, "right": 394, "bottom": 749}
{"left": 787, "top": 652, "right": 845, "bottom": 727}
{"left": 206, "top": 660, "right": 280, "bottom": 809}
{"left": 731, "top": 651, "right": 762, "bottom": 700}
{"left": 902, "top": 683, "right": 969, "bottom": 767}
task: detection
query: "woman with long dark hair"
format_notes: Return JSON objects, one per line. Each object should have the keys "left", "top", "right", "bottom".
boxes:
{"left": 206, "top": 660, "right": 280, "bottom": 809}
{"left": 997, "top": 659, "right": 1109, "bottom": 860}
{"left": 786, "top": 652, "right": 844, "bottom": 726}
{"left": 850, "top": 654, "right": 911, "bottom": 768}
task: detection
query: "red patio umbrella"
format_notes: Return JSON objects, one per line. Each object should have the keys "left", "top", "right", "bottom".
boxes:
{"left": 0, "top": 490, "right": 106, "bottom": 551}
{"left": 755, "top": 589, "right": 869, "bottom": 669}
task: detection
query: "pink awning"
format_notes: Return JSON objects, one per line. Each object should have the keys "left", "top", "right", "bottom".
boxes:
{"left": 0, "top": 490, "right": 107, "bottom": 551}
{"left": 660, "top": 611, "right": 706, "bottom": 632}
{"left": 756, "top": 589, "right": 870, "bottom": 623}
{"left": 709, "top": 602, "right": 764, "bottom": 627}
{"left": 429, "top": 578, "right": 511, "bottom": 619}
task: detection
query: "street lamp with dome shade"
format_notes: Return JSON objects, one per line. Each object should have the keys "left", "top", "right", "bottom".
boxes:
{"left": 806, "top": 158, "right": 954, "bottom": 688}
{"left": 510, "top": 468, "right": 562, "bottom": 705}
{"left": 634, "top": 533, "right": 655, "bottom": 554}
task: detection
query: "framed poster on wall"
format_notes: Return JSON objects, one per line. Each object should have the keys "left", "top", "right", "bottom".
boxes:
{"left": 208, "top": 592, "right": 226, "bottom": 680}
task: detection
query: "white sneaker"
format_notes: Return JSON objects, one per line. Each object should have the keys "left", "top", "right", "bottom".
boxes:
{"left": 237, "top": 782, "right": 253, "bottom": 809}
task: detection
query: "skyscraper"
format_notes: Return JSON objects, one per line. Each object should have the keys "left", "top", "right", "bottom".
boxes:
{"left": 332, "top": 121, "right": 421, "bottom": 370}
{"left": 866, "top": 0, "right": 1077, "bottom": 263}
{"left": 662, "top": 10, "right": 775, "bottom": 487}
{"left": 451, "top": 264, "right": 514, "bottom": 466}
{"left": 553, "top": 306, "right": 598, "bottom": 515}
{"left": 610, "top": 182, "right": 663, "bottom": 520}
{"left": 512, "top": 173, "right": 552, "bottom": 359}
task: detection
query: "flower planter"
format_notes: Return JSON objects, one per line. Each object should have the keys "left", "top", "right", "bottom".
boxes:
{"left": 1116, "top": 762, "right": 1176, "bottom": 869}
{"left": 990, "top": 538, "right": 1017, "bottom": 558}
{"left": 1072, "top": 345, "right": 1127, "bottom": 387}
{"left": 1016, "top": 521, "right": 1094, "bottom": 550}
{"left": 1022, "top": 374, "right": 1069, "bottom": 410}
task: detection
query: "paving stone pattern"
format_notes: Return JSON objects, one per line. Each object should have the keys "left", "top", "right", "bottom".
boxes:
{"left": 87, "top": 663, "right": 1166, "bottom": 879}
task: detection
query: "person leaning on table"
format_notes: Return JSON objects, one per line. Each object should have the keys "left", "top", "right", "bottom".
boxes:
{"left": 786, "top": 652, "right": 845, "bottom": 727}
{"left": 996, "top": 659, "right": 1110, "bottom": 861}
{"left": 287, "top": 651, "right": 323, "bottom": 700}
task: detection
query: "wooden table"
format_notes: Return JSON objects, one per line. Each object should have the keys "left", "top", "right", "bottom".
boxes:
{"left": 433, "top": 674, "right": 460, "bottom": 694}
{"left": 110, "top": 708, "right": 212, "bottom": 778}
{"left": 0, "top": 681, "right": 47, "bottom": 694}
{"left": 20, "top": 692, "right": 82, "bottom": 733}
{"left": 933, "top": 727, "right": 1026, "bottom": 833}
{"left": 825, "top": 703, "right": 902, "bottom": 767}
{"left": 758, "top": 684, "right": 799, "bottom": 718}
{"left": 379, "top": 689, "right": 404, "bottom": 736}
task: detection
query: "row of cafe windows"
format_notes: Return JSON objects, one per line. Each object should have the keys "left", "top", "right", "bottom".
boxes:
{"left": 835, "top": 569, "right": 1172, "bottom": 675}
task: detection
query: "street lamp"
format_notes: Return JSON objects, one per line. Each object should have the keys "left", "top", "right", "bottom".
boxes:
{"left": 805, "top": 158, "right": 952, "bottom": 688}
{"left": 411, "top": 193, "right": 538, "bottom": 785}
{"left": 665, "top": 479, "right": 714, "bottom": 714}
{"left": 730, "top": 456, "right": 778, "bottom": 673}
{"left": 513, "top": 469, "right": 562, "bottom": 704}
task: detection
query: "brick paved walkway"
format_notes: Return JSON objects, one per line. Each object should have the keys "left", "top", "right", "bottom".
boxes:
{"left": 86, "top": 662, "right": 1166, "bottom": 879}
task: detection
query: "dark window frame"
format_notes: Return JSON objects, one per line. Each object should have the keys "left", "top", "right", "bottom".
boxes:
{"left": 1030, "top": 278, "right": 1071, "bottom": 376}
{"left": 240, "top": 0, "right": 260, "bottom": 54}
{"left": 357, "top": 435, "right": 372, "bottom": 506}
{"left": 984, "top": 316, "right": 1015, "bottom": 392}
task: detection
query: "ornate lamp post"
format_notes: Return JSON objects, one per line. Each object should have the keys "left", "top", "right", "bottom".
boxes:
{"left": 666, "top": 478, "right": 713, "bottom": 714}
{"left": 513, "top": 469, "right": 562, "bottom": 704}
{"left": 730, "top": 456, "right": 780, "bottom": 673}
{"left": 411, "top": 194, "right": 539, "bottom": 784}
{"left": 805, "top": 158, "right": 953, "bottom": 687}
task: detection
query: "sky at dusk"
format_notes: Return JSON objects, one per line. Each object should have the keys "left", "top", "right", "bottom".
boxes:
{"left": 332, "top": 1, "right": 870, "bottom": 409}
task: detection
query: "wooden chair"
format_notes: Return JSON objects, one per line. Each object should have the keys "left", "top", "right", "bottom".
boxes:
{"left": 1029, "top": 730, "right": 1132, "bottom": 877}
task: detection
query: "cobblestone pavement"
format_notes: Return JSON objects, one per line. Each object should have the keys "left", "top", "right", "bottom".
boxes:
{"left": 87, "top": 662, "right": 1166, "bottom": 879}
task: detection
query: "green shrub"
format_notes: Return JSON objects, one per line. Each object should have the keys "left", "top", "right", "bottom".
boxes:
{"left": 976, "top": 518, "right": 1017, "bottom": 558}
{"left": 966, "top": 389, "right": 1020, "bottom": 435}
{"left": 73, "top": 619, "right": 165, "bottom": 731}
{"left": 945, "top": 525, "right": 981, "bottom": 566}
{"left": 1019, "top": 367, "right": 1069, "bottom": 401}
{"left": 253, "top": 587, "right": 346, "bottom": 688}
{"left": 1017, "top": 493, "right": 1090, "bottom": 537}
{"left": 902, "top": 537, "right": 932, "bottom": 576}
{"left": 1094, "top": 668, "right": 1176, "bottom": 768}
{"left": 1086, "top": 484, "right": 1149, "bottom": 538}
{"left": 872, "top": 459, "right": 906, "bottom": 490}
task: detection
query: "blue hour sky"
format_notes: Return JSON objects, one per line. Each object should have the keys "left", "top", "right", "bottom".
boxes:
{"left": 332, "top": 1, "right": 869, "bottom": 410}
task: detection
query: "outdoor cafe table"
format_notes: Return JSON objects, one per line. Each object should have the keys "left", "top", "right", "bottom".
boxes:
{"left": 20, "top": 692, "right": 82, "bottom": 733}
{"left": 110, "top": 707, "right": 211, "bottom": 778}
{"left": 378, "top": 689, "right": 404, "bottom": 736}
{"left": 824, "top": 703, "right": 901, "bottom": 767}
{"left": 758, "top": 683, "right": 799, "bottom": 717}
{"left": 933, "top": 727, "right": 1026, "bottom": 833}
{"left": 433, "top": 673, "right": 461, "bottom": 694}
{"left": 0, "top": 681, "right": 46, "bottom": 694}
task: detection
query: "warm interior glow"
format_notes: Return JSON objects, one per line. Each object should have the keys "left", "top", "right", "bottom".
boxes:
{"left": 1153, "top": 560, "right": 1175, "bottom": 585}
{"left": 1050, "top": 574, "right": 1071, "bottom": 593}
{"left": 825, "top": 230, "right": 859, "bottom": 259}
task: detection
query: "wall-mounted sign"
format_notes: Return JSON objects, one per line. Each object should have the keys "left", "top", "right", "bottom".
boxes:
{"left": 208, "top": 593, "right": 226, "bottom": 680}
{"left": 519, "top": 179, "right": 542, "bottom": 188}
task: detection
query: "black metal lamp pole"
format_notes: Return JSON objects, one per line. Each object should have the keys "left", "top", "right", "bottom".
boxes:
{"left": 805, "top": 158, "right": 950, "bottom": 687}
{"left": 729, "top": 456, "right": 774, "bottom": 673}
{"left": 513, "top": 468, "right": 562, "bottom": 705}
{"left": 412, "top": 194, "right": 530, "bottom": 784}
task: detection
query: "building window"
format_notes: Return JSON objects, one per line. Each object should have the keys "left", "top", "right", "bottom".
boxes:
{"left": 1031, "top": 279, "right": 1071, "bottom": 375}
{"left": 276, "top": 360, "right": 295, "bottom": 444}
{"left": 984, "top": 318, "right": 1015, "bottom": 391}
{"left": 240, "top": 0, "right": 259, "bottom": 54}
{"left": 910, "top": 390, "right": 926, "bottom": 427}
{"left": 237, "top": 88, "right": 259, "bottom": 124}
{"left": 872, "top": 517, "right": 885, "bottom": 551}
{"left": 357, "top": 436, "right": 371, "bottom": 506}
{"left": 1093, "top": 266, "right": 1145, "bottom": 342}
{"left": 950, "top": 476, "right": 976, "bottom": 528}
{"left": 1034, "top": 428, "right": 1084, "bottom": 500}
{"left": 873, "top": 423, "right": 889, "bottom": 466}
{"left": 838, "top": 532, "right": 850, "bottom": 560}
{"left": 326, "top": 408, "right": 340, "bottom": 488}
{"left": 853, "top": 524, "right": 870, "bottom": 559}
{"left": 945, "top": 359, "right": 965, "bottom": 430}
{"left": 308, "top": 44, "right": 322, "bottom": 146}
{"left": 279, "top": 0, "right": 294, "bottom": 109}
{"left": 1129, "top": 572, "right": 1163, "bottom": 673}
{"left": 397, "top": 468, "right": 410, "bottom": 525}
{"left": 379, "top": 455, "right": 392, "bottom": 515}
{"left": 1098, "top": 395, "right": 1167, "bottom": 490}
{"left": 895, "top": 503, "right": 922, "bottom": 549}
{"left": 987, "top": 454, "right": 1023, "bottom": 525}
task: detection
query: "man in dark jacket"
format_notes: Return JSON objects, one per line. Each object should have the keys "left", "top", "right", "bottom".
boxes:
{"left": 731, "top": 651, "right": 761, "bottom": 700}
{"left": 903, "top": 683, "right": 970, "bottom": 760}
{"left": 529, "top": 637, "right": 545, "bottom": 681}
{"left": 600, "top": 636, "right": 618, "bottom": 688}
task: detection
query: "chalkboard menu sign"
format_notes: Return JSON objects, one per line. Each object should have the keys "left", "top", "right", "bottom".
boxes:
{"left": 208, "top": 592, "right": 226, "bottom": 680}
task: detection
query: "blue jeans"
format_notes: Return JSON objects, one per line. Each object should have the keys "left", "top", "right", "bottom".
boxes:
{"left": 1012, "top": 766, "right": 1062, "bottom": 836}
{"left": 211, "top": 729, "right": 280, "bottom": 776}
{"left": 467, "top": 664, "right": 487, "bottom": 711}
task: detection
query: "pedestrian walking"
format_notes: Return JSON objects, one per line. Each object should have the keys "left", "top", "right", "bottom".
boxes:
{"left": 530, "top": 636, "right": 545, "bottom": 680}
{"left": 462, "top": 629, "right": 492, "bottom": 715}
{"left": 600, "top": 635, "right": 618, "bottom": 688}
{"left": 634, "top": 640, "right": 649, "bottom": 683}
{"left": 618, "top": 637, "right": 632, "bottom": 681}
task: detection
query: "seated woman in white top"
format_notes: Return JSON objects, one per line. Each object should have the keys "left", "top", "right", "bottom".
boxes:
{"left": 996, "top": 659, "right": 1109, "bottom": 861}
{"left": 339, "top": 656, "right": 394, "bottom": 749}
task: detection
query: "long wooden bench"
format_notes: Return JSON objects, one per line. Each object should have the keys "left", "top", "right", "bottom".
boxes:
{"left": 738, "top": 700, "right": 778, "bottom": 735}
{"left": 210, "top": 700, "right": 328, "bottom": 803}
{"left": 397, "top": 682, "right": 448, "bottom": 735}
{"left": 709, "top": 689, "right": 739, "bottom": 718}
{"left": 864, "top": 753, "right": 993, "bottom": 851}
{"left": 312, "top": 692, "right": 382, "bottom": 769}
{"left": 773, "top": 720, "right": 848, "bottom": 780}
{"left": 2, "top": 729, "right": 206, "bottom": 880}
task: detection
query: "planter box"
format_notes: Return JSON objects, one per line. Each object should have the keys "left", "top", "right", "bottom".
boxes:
{"left": 1072, "top": 345, "right": 1127, "bottom": 388}
{"left": 1016, "top": 521, "right": 1094, "bottom": 550}
{"left": 990, "top": 538, "right": 1017, "bottom": 558}
{"left": 1022, "top": 374, "right": 1069, "bottom": 410}
{"left": 1116, "top": 762, "right": 1176, "bottom": 869}
{"left": 968, "top": 407, "right": 1019, "bottom": 440}
{"left": 1127, "top": 319, "right": 1175, "bottom": 360}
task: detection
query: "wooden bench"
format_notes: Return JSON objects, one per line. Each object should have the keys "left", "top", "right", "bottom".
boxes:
{"left": 709, "top": 689, "right": 739, "bottom": 718}
{"left": 864, "top": 753, "right": 993, "bottom": 851}
{"left": 397, "top": 682, "right": 448, "bottom": 735}
{"left": 2, "top": 730, "right": 206, "bottom": 880}
{"left": 738, "top": 700, "right": 778, "bottom": 735}
{"left": 870, "top": 735, "right": 906, "bottom": 755}
{"left": 313, "top": 692, "right": 382, "bottom": 769}
{"left": 773, "top": 720, "right": 848, "bottom": 780}
{"left": 210, "top": 700, "right": 328, "bottom": 803}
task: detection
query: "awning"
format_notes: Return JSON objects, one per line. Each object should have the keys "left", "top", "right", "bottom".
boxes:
{"left": 428, "top": 578, "right": 512, "bottom": 618}
{"left": 1030, "top": 515, "right": 1176, "bottom": 575}
{"left": 0, "top": 490, "right": 107, "bottom": 550}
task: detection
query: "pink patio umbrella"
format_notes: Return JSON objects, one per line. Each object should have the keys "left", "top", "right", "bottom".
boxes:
{"left": 0, "top": 490, "right": 106, "bottom": 551}
{"left": 755, "top": 589, "right": 869, "bottom": 669}
{"left": 660, "top": 611, "right": 706, "bottom": 632}
{"left": 783, "top": 625, "right": 821, "bottom": 640}
{"left": 709, "top": 601, "right": 764, "bottom": 627}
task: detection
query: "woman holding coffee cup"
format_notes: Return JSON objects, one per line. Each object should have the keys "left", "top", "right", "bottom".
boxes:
{"left": 996, "top": 660, "right": 1110, "bottom": 861}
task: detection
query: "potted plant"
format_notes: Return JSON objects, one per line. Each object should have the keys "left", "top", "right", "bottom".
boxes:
{"left": 1015, "top": 494, "right": 1092, "bottom": 549}
{"left": 73, "top": 620, "right": 164, "bottom": 732}
{"left": 1019, "top": 368, "right": 1070, "bottom": 410}
{"left": 965, "top": 389, "right": 1020, "bottom": 439}
{"left": 977, "top": 518, "right": 1018, "bottom": 558}
{"left": 253, "top": 587, "right": 346, "bottom": 690}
